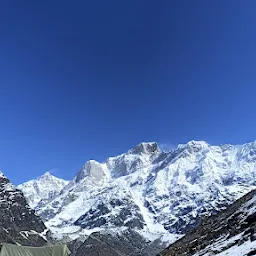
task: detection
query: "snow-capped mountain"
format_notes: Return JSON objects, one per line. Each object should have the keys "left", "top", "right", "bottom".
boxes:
{"left": 17, "top": 172, "right": 69, "bottom": 209}
{"left": 0, "top": 171, "right": 47, "bottom": 246}
{"left": 160, "top": 189, "right": 256, "bottom": 256}
{"left": 18, "top": 140, "right": 256, "bottom": 254}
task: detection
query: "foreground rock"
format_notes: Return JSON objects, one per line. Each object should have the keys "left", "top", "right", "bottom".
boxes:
{"left": 0, "top": 171, "right": 47, "bottom": 246}
{"left": 160, "top": 189, "right": 256, "bottom": 256}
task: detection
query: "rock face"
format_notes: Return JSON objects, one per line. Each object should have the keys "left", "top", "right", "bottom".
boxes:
{"left": 18, "top": 140, "right": 256, "bottom": 254}
{"left": 74, "top": 198, "right": 145, "bottom": 230}
{"left": 0, "top": 171, "right": 47, "bottom": 246}
{"left": 71, "top": 229, "right": 177, "bottom": 256}
{"left": 17, "top": 172, "right": 69, "bottom": 209}
{"left": 159, "top": 189, "right": 256, "bottom": 256}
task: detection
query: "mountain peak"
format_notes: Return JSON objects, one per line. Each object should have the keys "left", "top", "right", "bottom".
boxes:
{"left": 40, "top": 171, "right": 52, "bottom": 177}
{"left": 75, "top": 160, "right": 105, "bottom": 183}
{"left": 0, "top": 170, "right": 5, "bottom": 178}
{"left": 37, "top": 171, "right": 60, "bottom": 182}
{"left": 178, "top": 140, "right": 209, "bottom": 151}
{"left": 18, "top": 172, "right": 69, "bottom": 209}
{"left": 129, "top": 142, "right": 160, "bottom": 155}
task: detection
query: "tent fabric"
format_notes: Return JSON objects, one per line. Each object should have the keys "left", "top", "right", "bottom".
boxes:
{"left": 0, "top": 243, "right": 71, "bottom": 256}
{"left": 52, "top": 244, "right": 71, "bottom": 256}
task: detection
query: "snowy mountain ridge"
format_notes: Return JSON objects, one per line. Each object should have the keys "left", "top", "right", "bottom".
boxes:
{"left": 18, "top": 140, "right": 256, "bottom": 250}
{"left": 18, "top": 172, "right": 69, "bottom": 209}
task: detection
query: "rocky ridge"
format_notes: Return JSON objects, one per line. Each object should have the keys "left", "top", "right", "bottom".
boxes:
{"left": 0, "top": 171, "right": 47, "bottom": 246}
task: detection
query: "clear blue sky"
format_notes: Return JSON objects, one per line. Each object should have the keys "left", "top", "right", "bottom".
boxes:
{"left": 0, "top": 1, "right": 255, "bottom": 184}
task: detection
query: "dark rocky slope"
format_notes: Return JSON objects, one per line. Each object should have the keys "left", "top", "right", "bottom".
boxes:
{"left": 69, "top": 229, "right": 169, "bottom": 256}
{"left": 0, "top": 172, "right": 47, "bottom": 246}
{"left": 159, "top": 189, "right": 256, "bottom": 256}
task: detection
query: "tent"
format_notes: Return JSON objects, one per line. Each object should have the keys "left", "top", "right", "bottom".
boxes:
{"left": 0, "top": 243, "right": 71, "bottom": 256}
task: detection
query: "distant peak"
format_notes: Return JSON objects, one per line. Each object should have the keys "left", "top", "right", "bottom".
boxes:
{"left": 38, "top": 171, "right": 58, "bottom": 181}
{"left": 75, "top": 160, "right": 104, "bottom": 183}
{"left": 129, "top": 142, "right": 160, "bottom": 155}
{"left": 178, "top": 140, "right": 209, "bottom": 151}
{"left": 187, "top": 140, "right": 209, "bottom": 146}
{"left": 86, "top": 160, "right": 100, "bottom": 166}
{"left": 43, "top": 171, "right": 51, "bottom": 176}
{"left": 81, "top": 160, "right": 101, "bottom": 170}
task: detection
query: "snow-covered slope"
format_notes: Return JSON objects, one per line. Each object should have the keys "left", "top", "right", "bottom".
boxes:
{"left": 160, "top": 189, "right": 256, "bottom": 256}
{"left": 19, "top": 141, "right": 256, "bottom": 251}
{"left": 17, "top": 172, "right": 69, "bottom": 209}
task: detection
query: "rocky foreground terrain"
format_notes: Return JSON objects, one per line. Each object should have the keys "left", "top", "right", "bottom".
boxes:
{"left": 160, "top": 189, "right": 256, "bottom": 256}
{"left": 0, "top": 171, "right": 47, "bottom": 246}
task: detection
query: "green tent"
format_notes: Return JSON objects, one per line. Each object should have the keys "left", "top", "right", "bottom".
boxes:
{"left": 0, "top": 243, "right": 71, "bottom": 256}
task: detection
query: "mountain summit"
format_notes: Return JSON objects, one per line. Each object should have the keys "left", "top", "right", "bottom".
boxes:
{"left": 129, "top": 142, "right": 160, "bottom": 155}
{"left": 18, "top": 172, "right": 69, "bottom": 209}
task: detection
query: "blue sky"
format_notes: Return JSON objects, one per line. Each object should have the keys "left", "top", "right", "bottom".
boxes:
{"left": 0, "top": 1, "right": 255, "bottom": 184}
